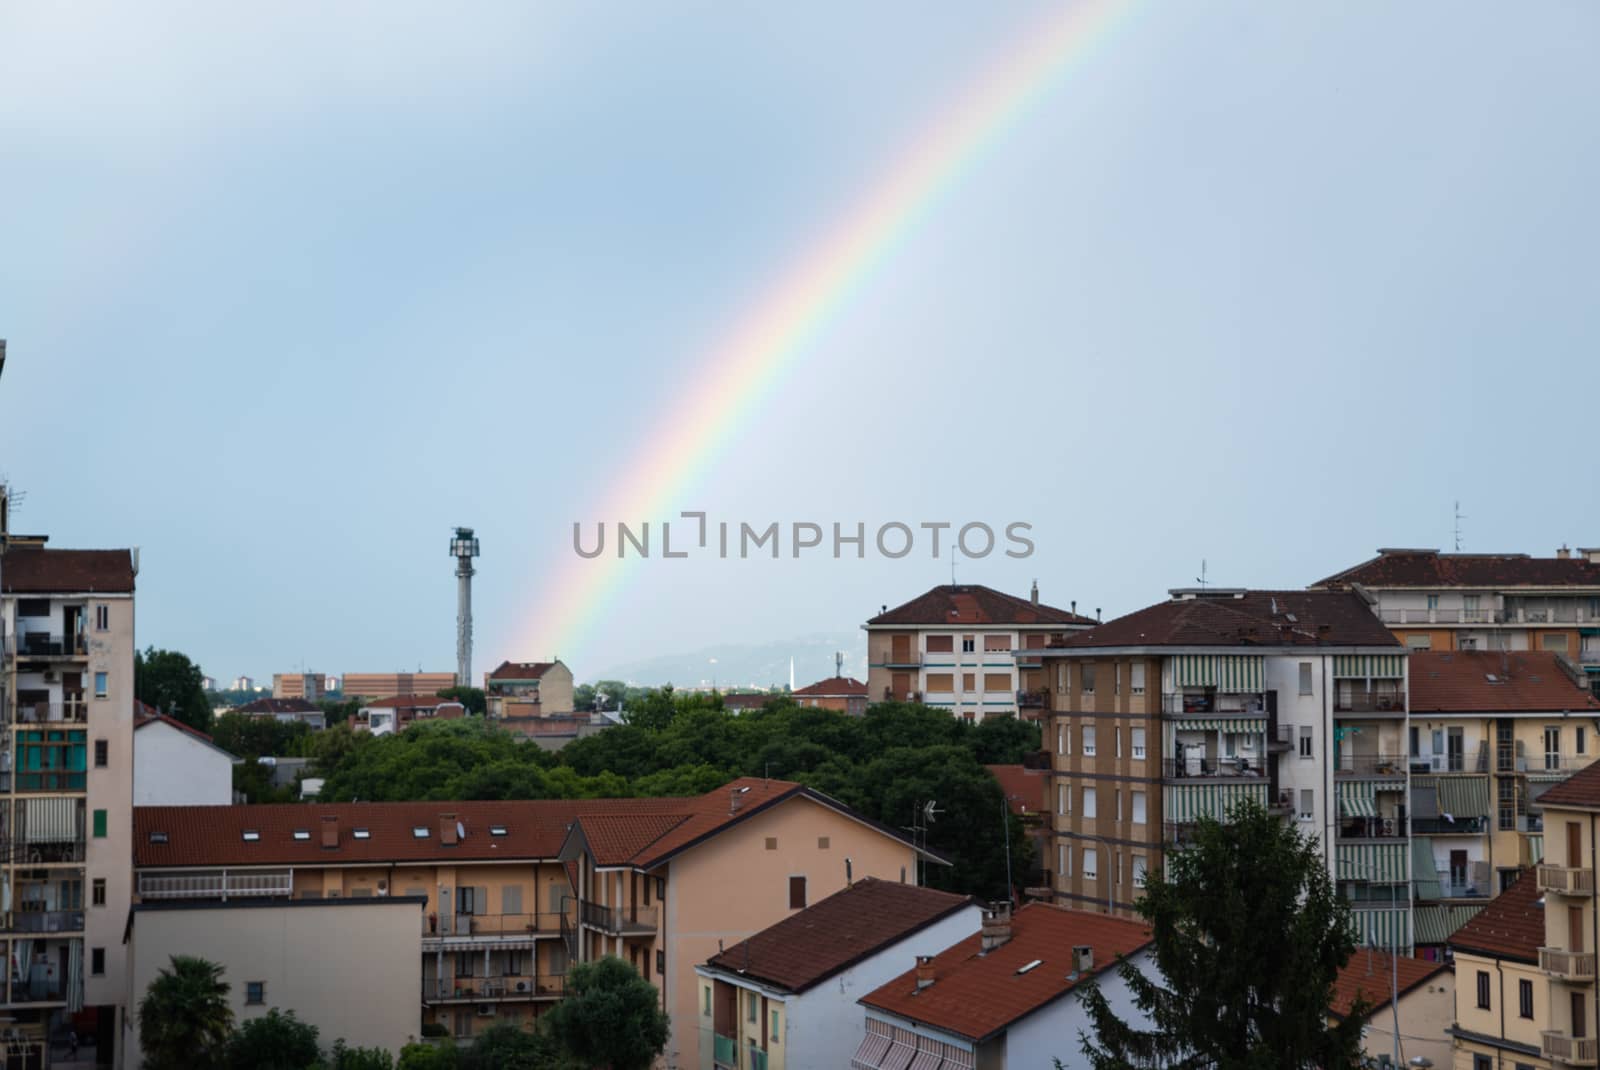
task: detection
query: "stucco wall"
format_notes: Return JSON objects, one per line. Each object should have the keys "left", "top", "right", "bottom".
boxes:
{"left": 134, "top": 722, "right": 233, "bottom": 806}
{"left": 86, "top": 593, "right": 135, "bottom": 1013}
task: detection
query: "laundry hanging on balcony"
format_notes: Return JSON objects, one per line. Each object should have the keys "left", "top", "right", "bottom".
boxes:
{"left": 1170, "top": 654, "right": 1264, "bottom": 692}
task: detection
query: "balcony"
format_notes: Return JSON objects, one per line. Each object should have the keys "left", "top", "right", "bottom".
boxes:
{"left": 1016, "top": 689, "right": 1045, "bottom": 709}
{"left": 10, "top": 700, "right": 88, "bottom": 726}
{"left": 1333, "top": 754, "right": 1408, "bottom": 779}
{"left": 423, "top": 912, "right": 564, "bottom": 941}
{"left": 713, "top": 1034, "right": 738, "bottom": 1070}
{"left": 14, "top": 635, "right": 87, "bottom": 660}
{"left": 3, "top": 910, "right": 84, "bottom": 934}
{"left": 578, "top": 899, "right": 658, "bottom": 935}
{"left": 1161, "top": 692, "right": 1268, "bottom": 716}
{"left": 1334, "top": 692, "right": 1405, "bottom": 714}
{"left": 1582, "top": 646, "right": 1600, "bottom": 666}
{"left": 879, "top": 651, "right": 922, "bottom": 669}
{"left": 1410, "top": 750, "right": 1489, "bottom": 775}
{"left": 1542, "top": 1031, "right": 1599, "bottom": 1067}
{"left": 1380, "top": 608, "right": 1511, "bottom": 625}
{"left": 1542, "top": 947, "right": 1598, "bottom": 982}
{"left": 1539, "top": 865, "right": 1596, "bottom": 897}
{"left": 422, "top": 973, "right": 566, "bottom": 1003}
{"left": 1162, "top": 757, "right": 1270, "bottom": 782}
{"left": 749, "top": 1048, "right": 769, "bottom": 1070}
{"left": 1411, "top": 816, "right": 1487, "bottom": 835}
{"left": 2, "top": 840, "right": 86, "bottom": 864}
{"left": 138, "top": 869, "right": 293, "bottom": 900}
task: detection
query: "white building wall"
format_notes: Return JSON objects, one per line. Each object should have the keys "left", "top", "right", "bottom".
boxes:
{"left": 1005, "top": 948, "right": 1158, "bottom": 1068}
{"left": 134, "top": 722, "right": 233, "bottom": 806}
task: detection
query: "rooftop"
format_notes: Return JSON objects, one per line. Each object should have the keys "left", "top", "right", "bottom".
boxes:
{"left": 1447, "top": 873, "right": 1543, "bottom": 962}
{"left": 1408, "top": 651, "right": 1600, "bottom": 713}
{"left": 793, "top": 676, "right": 868, "bottom": 698}
{"left": 703, "top": 879, "right": 976, "bottom": 993}
{"left": 0, "top": 546, "right": 136, "bottom": 594}
{"left": 362, "top": 694, "right": 467, "bottom": 711}
{"left": 235, "top": 697, "right": 322, "bottom": 716}
{"left": 1316, "top": 548, "right": 1600, "bottom": 589}
{"left": 486, "top": 661, "right": 557, "bottom": 682}
{"left": 986, "top": 764, "right": 1047, "bottom": 816}
{"left": 1529, "top": 758, "right": 1600, "bottom": 811}
{"left": 1328, "top": 950, "right": 1448, "bottom": 1019}
{"left": 866, "top": 585, "right": 1097, "bottom": 628}
{"left": 859, "top": 903, "right": 1152, "bottom": 1042}
{"left": 1050, "top": 590, "right": 1399, "bottom": 651}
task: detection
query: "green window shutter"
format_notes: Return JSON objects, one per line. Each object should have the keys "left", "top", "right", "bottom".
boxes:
{"left": 92, "top": 810, "right": 107, "bottom": 838}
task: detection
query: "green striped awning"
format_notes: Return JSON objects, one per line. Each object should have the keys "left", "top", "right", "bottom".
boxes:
{"left": 1415, "top": 904, "right": 1484, "bottom": 945}
{"left": 1169, "top": 718, "right": 1266, "bottom": 733}
{"left": 1333, "top": 654, "right": 1406, "bottom": 679}
{"left": 1411, "top": 837, "right": 1442, "bottom": 901}
{"left": 1338, "top": 781, "right": 1376, "bottom": 818}
{"left": 1338, "top": 842, "right": 1409, "bottom": 883}
{"left": 1529, "top": 835, "right": 1544, "bottom": 866}
{"left": 1171, "top": 654, "right": 1264, "bottom": 693}
{"left": 1349, "top": 908, "right": 1412, "bottom": 952}
{"left": 1435, "top": 776, "right": 1490, "bottom": 818}
{"left": 1164, "top": 781, "right": 1269, "bottom": 823}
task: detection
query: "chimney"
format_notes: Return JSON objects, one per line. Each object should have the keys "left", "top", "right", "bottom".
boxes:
{"left": 730, "top": 786, "right": 750, "bottom": 815}
{"left": 981, "top": 903, "right": 1013, "bottom": 952}
{"left": 440, "top": 814, "right": 458, "bottom": 846}
{"left": 1096, "top": 608, "right": 1102, "bottom": 623}
{"left": 1071, "top": 600, "right": 1077, "bottom": 616}
{"left": 1558, "top": 545, "right": 1572, "bottom": 560}
{"left": 915, "top": 955, "right": 936, "bottom": 991}
{"left": 1072, "top": 945, "right": 1094, "bottom": 973}
{"left": 320, "top": 816, "right": 339, "bottom": 848}
{"left": 1031, "top": 580, "right": 1039, "bottom": 606}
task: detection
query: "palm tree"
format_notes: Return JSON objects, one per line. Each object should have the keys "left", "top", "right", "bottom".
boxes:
{"left": 138, "top": 955, "right": 234, "bottom": 1069}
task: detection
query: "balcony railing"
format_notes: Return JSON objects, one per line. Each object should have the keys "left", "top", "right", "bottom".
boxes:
{"left": 713, "top": 1034, "right": 738, "bottom": 1070}
{"left": 1541, "top": 947, "right": 1598, "bottom": 982}
{"left": 1161, "top": 758, "right": 1270, "bottom": 781}
{"left": 1161, "top": 693, "right": 1268, "bottom": 716}
{"left": 138, "top": 870, "right": 293, "bottom": 900}
{"left": 7, "top": 978, "right": 73, "bottom": 1004}
{"left": 15, "top": 635, "right": 87, "bottom": 658}
{"left": 11, "top": 701, "right": 89, "bottom": 725}
{"left": 749, "top": 1047, "right": 769, "bottom": 1070}
{"left": 1542, "top": 1031, "right": 1599, "bottom": 1067}
{"left": 880, "top": 689, "right": 922, "bottom": 703}
{"left": 1334, "top": 693, "right": 1405, "bottom": 714}
{"left": 10, "top": 772, "right": 86, "bottom": 792}
{"left": 424, "top": 912, "right": 564, "bottom": 938}
{"left": 1380, "top": 608, "right": 1513, "bottom": 625}
{"left": 1582, "top": 646, "right": 1600, "bottom": 665}
{"left": 422, "top": 974, "right": 565, "bottom": 1001}
{"left": 1, "top": 840, "right": 87, "bottom": 864}
{"left": 1409, "top": 750, "right": 1488, "bottom": 775}
{"left": 1333, "top": 754, "right": 1409, "bottom": 778}
{"left": 1439, "top": 881, "right": 1489, "bottom": 899}
{"left": 578, "top": 899, "right": 658, "bottom": 934}
{"left": 3, "top": 910, "right": 84, "bottom": 933}
{"left": 1016, "top": 690, "right": 1045, "bottom": 709}
{"left": 1539, "top": 865, "right": 1596, "bottom": 897}
{"left": 1411, "top": 816, "right": 1487, "bottom": 835}
{"left": 878, "top": 652, "right": 922, "bottom": 669}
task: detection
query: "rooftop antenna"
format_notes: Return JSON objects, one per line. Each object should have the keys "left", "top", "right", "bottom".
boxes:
{"left": 1454, "top": 501, "right": 1466, "bottom": 552}
{"left": 835, "top": 651, "right": 843, "bottom": 679}
{"left": 1196, "top": 559, "right": 1208, "bottom": 591}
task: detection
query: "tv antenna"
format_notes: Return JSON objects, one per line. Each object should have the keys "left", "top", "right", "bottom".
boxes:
{"left": 1196, "top": 559, "right": 1208, "bottom": 590}
{"left": 1453, "top": 501, "right": 1466, "bottom": 552}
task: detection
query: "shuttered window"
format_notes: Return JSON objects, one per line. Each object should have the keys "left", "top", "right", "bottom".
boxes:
{"left": 926, "top": 673, "right": 955, "bottom": 692}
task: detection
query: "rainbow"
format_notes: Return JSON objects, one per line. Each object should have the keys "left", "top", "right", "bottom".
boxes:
{"left": 516, "top": 0, "right": 1132, "bottom": 665}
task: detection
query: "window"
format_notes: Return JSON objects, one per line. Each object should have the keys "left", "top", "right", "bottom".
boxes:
{"left": 1298, "top": 790, "right": 1314, "bottom": 821}
{"left": 91, "top": 948, "right": 105, "bottom": 976}
{"left": 412, "top": 826, "right": 429, "bottom": 838}
{"left": 703, "top": 986, "right": 712, "bottom": 1017}
{"left": 748, "top": 992, "right": 758, "bottom": 1024}
{"left": 1057, "top": 784, "right": 1069, "bottom": 815}
{"left": 1581, "top": 728, "right": 1589, "bottom": 755}
{"left": 926, "top": 635, "right": 953, "bottom": 653}
{"left": 1130, "top": 663, "right": 1145, "bottom": 695}
{"left": 961, "top": 636, "right": 975, "bottom": 653}
{"left": 771, "top": 1009, "right": 780, "bottom": 1043}
{"left": 1427, "top": 595, "right": 1440, "bottom": 610}
{"left": 1519, "top": 978, "right": 1534, "bottom": 1019}
{"left": 1406, "top": 635, "right": 1432, "bottom": 651}
{"left": 1409, "top": 725, "right": 1420, "bottom": 757}
{"left": 1057, "top": 723, "right": 1069, "bottom": 755}
{"left": 1546, "top": 727, "right": 1562, "bottom": 771}
{"left": 1114, "top": 727, "right": 1122, "bottom": 758}
{"left": 353, "top": 828, "right": 371, "bottom": 840}
{"left": 1132, "top": 855, "right": 1147, "bottom": 887}
{"left": 962, "top": 673, "right": 976, "bottom": 692}
{"left": 1056, "top": 663, "right": 1068, "bottom": 692}
{"left": 1082, "top": 848, "right": 1098, "bottom": 881}
{"left": 1298, "top": 663, "right": 1313, "bottom": 695}
{"left": 92, "top": 879, "right": 106, "bottom": 907}
{"left": 1114, "top": 664, "right": 1120, "bottom": 695}
{"left": 657, "top": 949, "right": 666, "bottom": 975}
{"left": 1083, "top": 726, "right": 1097, "bottom": 756}
{"left": 1082, "top": 787, "right": 1097, "bottom": 819}
{"left": 1298, "top": 726, "right": 1313, "bottom": 759}
{"left": 983, "top": 673, "right": 1010, "bottom": 693}
{"left": 765, "top": 837, "right": 778, "bottom": 850}
{"left": 1476, "top": 970, "right": 1490, "bottom": 1010}
{"left": 242, "top": 830, "right": 260, "bottom": 842}
{"left": 489, "top": 825, "right": 507, "bottom": 836}
{"left": 1082, "top": 664, "right": 1096, "bottom": 694}
{"left": 1542, "top": 633, "right": 1570, "bottom": 653}
{"left": 788, "top": 876, "right": 806, "bottom": 910}
{"left": 458, "top": 887, "right": 476, "bottom": 915}
{"left": 95, "top": 605, "right": 109, "bottom": 631}
{"left": 1115, "top": 789, "right": 1123, "bottom": 821}
{"left": 502, "top": 884, "right": 523, "bottom": 913}
{"left": 1131, "top": 727, "right": 1146, "bottom": 759}
{"left": 247, "top": 982, "right": 266, "bottom": 1006}
{"left": 92, "top": 810, "right": 107, "bottom": 838}
{"left": 148, "top": 831, "right": 168, "bottom": 844}
{"left": 926, "top": 673, "right": 954, "bottom": 692}
{"left": 1132, "top": 791, "right": 1147, "bottom": 825}
{"left": 817, "top": 836, "right": 829, "bottom": 849}
{"left": 94, "top": 740, "right": 108, "bottom": 768}
{"left": 1057, "top": 844, "right": 1068, "bottom": 876}
{"left": 292, "top": 830, "right": 310, "bottom": 841}
{"left": 94, "top": 672, "right": 108, "bottom": 698}
{"left": 1472, "top": 1057, "right": 1492, "bottom": 1070}
{"left": 456, "top": 953, "right": 474, "bottom": 977}
{"left": 984, "top": 635, "right": 1010, "bottom": 652}
{"left": 1463, "top": 594, "right": 1480, "bottom": 614}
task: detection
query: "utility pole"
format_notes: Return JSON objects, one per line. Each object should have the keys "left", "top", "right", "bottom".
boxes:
{"left": 450, "top": 528, "right": 480, "bottom": 686}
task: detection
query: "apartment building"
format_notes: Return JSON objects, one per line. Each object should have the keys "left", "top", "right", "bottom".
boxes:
{"left": 354, "top": 694, "right": 467, "bottom": 735}
{"left": 133, "top": 708, "right": 237, "bottom": 805}
{"left": 271, "top": 672, "right": 326, "bottom": 701}
{"left": 234, "top": 696, "right": 325, "bottom": 729}
{"left": 1407, "top": 651, "right": 1600, "bottom": 956}
{"left": 483, "top": 660, "right": 575, "bottom": 720}
{"left": 864, "top": 584, "right": 1096, "bottom": 720}
{"left": 1445, "top": 874, "right": 1548, "bottom": 1069}
{"left": 341, "top": 672, "right": 457, "bottom": 700}
{"left": 694, "top": 879, "right": 980, "bottom": 1070}
{"left": 1526, "top": 763, "right": 1600, "bottom": 1067}
{"left": 790, "top": 676, "right": 868, "bottom": 716}
{"left": 1315, "top": 546, "right": 1600, "bottom": 696}
{"left": 132, "top": 777, "right": 932, "bottom": 1067}
{"left": 1035, "top": 589, "right": 1414, "bottom": 950}
{"left": 0, "top": 514, "right": 138, "bottom": 1060}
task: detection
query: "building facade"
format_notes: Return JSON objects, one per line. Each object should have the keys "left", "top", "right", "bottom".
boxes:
{"left": 790, "top": 677, "right": 868, "bottom": 716}
{"left": 1316, "top": 546, "right": 1600, "bottom": 697}
{"left": 0, "top": 513, "right": 138, "bottom": 1060}
{"left": 341, "top": 672, "right": 458, "bottom": 700}
{"left": 133, "top": 709, "right": 237, "bottom": 806}
{"left": 354, "top": 695, "right": 467, "bottom": 735}
{"left": 483, "top": 661, "right": 575, "bottom": 721}
{"left": 271, "top": 673, "right": 326, "bottom": 701}
{"left": 1036, "top": 589, "right": 1415, "bottom": 950}
{"left": 234, "top": 697, "right": 326, "bottom": 730}
{"left": 864, "top": 584, "right": 1095, "bottom": 720}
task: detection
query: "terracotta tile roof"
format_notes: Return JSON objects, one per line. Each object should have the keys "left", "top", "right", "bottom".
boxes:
{"left": 134, "top": 708, "right": 241, "bottom": 759}
{"left": 986, "top": 765, "right": 1048, "bottom": 816}
{"left": 867, "top": 585, "right": 1097, "bottom": 628}
{"left": 1052, "top": 591, "right": 1399, "bottom": 650}
{"left": 574, "top": 813, "right": 691, "bottom": 866}
{"left": 362, "top": 695, "right": 466, "bottom": 711}
{"left": 487, "top": 661, "right": 555, "bottom": 681}
{"left": 1447, "top": 873, "right": 1544, "bottom": 962}
{"left": 0, "top": 547, "right": 136, "bottom": 593}
{"left": 1316, "top": 549, "right": 1600, "bottom": 589}
{"left": 793, "top": 677, "right": 868, "bottom": 698}
{"left": 1528, "top": 759, "right": 1600, "bottom": 810}
{"left": 1409, "top": 652, "right": 1600, "bottom": 713}
{"left": 1328, "top": 950, "right": 1448, "bottom": 1018}
{"left": 703, "top": 878, "right": 976, "bottom": 993}
{"left": 235, "top": 698, "right": 322, "bottom": 716}
{"left": 859, "top": 904, "right": 1153, "bottom": 1042}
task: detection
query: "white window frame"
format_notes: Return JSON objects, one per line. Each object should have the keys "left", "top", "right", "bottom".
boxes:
{"left": 1298, "top": 789, "right": 1314, "bottom": 822}
{"left": 1082, "top": 848, "right": 1098, "bottom": 881}
{"left": 1082, "top": 726, "right": 1097, "bottom": 757}
{"left": 1131, "top": 727, "right": 1146, "bottom": 760}
{"left": 1132, "top": 791, "right": 1146, "bottom": 825}
{"left": 1130, "top": 662, "right": 1145, "bottom": 695}
{"left": 1082, "top": 787, "right": 1097, "bottom": 819}
{"left": 1298, "top": 726, "right": 1313, "bottom": 759}
{"left": 1133, "top": 855, "right": 1147, "bottom": 888}
{"left": 1298, "top": 662, "right": 1313, "bottom": 696}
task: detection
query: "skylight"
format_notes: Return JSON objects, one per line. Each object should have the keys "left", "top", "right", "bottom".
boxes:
{"left": 353, "top": 828, "right": 371, "bottom": 840}
{"left": 293, "top": 830, "right": 310, "bottom": 841}
{"left": 1016, "top": 959, "right": 1042, "bottom": 975}
{"left": 242, "top": 830, "right": 261, "bottom": 842}
{"left": 149, "top": 831, "right": 168, "bottom": 844}
{"left": 412, "top": 826, "right": 430, "bottom": 838}
{"left": 489, "top": 825, "right": 508, "bottom": 837}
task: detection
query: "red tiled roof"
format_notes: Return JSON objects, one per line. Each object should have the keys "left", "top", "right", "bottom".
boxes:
{"left": 487, "top": 661, "right": 555, "bottom": 681}
{"left": 867, "top": 585, "right": 1096, "bottom": 628}
{"left": 1528, "top": 759, "right": 1600, "bottom": 810}
{"left": 1328, "top": 951, "right": 1447, "bottom": 1018}
{"left": 793, "top": 677, "right": 868, "bottom": 698}
{"left": 235, "top": 698, "right": 321, "bottom": 716}
{"left": 704, "top": 878, "right": 976, "bottom": 993}
{"left": 135, "top": 709, "right": 214, "bottom": 743}
{"left": 1316, "top": 549, "right": 1600, "bottom": 590}
{"left": 986, "top": 765, "right": 1048, "bottom": 816}
{"left": 1053, "top": 591, "right": 1399, "bottom": 650}
{"left": 1447, "top": 873, "right": 1544, "bottom": 962}
{"left": 1408, "top": 652, "right": 1600, "bottom": 713}
{"left": 363, "top": 695, "right": 467, "bottom": 711}
{"left": 859, "top": 904, "right": 1153, "bottom": 1042}
{"left": 1, "top": 547, "right": 136, "bottom": 593}
{"left": 575, "top": 813, "right": 692, "bottom": 866}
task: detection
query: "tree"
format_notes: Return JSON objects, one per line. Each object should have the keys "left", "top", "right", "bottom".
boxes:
{"left": 435, "top": 687, "right": 486, "bottom": 715}
{"left": 1073, "top": 801, "right": 1367, "bottom": 1070}
{"left": 397, "top": 1043, "right": 457, "bottom": 1070}
{"left": 136, "top": 647, "right": 212, "bottom": 733}
{"left": 460, "top": 1024, "right": 573, "bottom": 1070}
{"left": 327, "top": 1040, "right": 396, "bottom": 1070}
{"left": 543, "top": 957, "right": 670, "bottom": 1070}
{"left": 138, "top": 955, "right": 234, "bottom": 1070}
{"left": 224, "top": 1008, "right": 320, "bottom": 1070}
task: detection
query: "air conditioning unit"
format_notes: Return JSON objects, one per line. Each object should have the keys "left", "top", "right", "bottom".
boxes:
{"left": 476, "top": 1004, "right": 494, "bottom": 1017}
{"left": 1430, "top": 755, "right": 1446, "bottom": 772}
{"left": 514, "top": 980, "right": 530, "bottom": 993}
{"left": 42, "top": 670, "right": 56, "bottom": 682}
{"left": 1382, "top": 819, "right": 1396, "bottom": 837}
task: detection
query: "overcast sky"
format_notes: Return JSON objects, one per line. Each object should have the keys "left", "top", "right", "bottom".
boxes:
{"left": 2, "top": 2, "right": 1597, "bottom": 685}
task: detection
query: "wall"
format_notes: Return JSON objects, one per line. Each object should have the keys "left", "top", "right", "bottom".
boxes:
{"left": 663, "top": 795, "right": 918, "bottom": 1069}
{"left": 1454, "top": 950, "right": 1547, "bottom": 1056}
{"left": 134, "top": 722, "right": 232, "bottom": 805}
{"left": 1005, "top": 948, "right": 1158, "bottom": 1069}
{"left": 86, "top": 593, "right": 135, "bottom": 1015}
{"left": 126, "top": 898, "right": 424, "bottom": 1068}
{"left": 538, "top": 663, "right": 575, "bottom": 715}
{"left": 1357, "top": 970, "right": 1454, "bottom": 1069}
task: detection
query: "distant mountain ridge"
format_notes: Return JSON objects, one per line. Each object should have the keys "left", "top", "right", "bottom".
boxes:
{"left": 592, "top": 633, "right": 866, "bottom": 690}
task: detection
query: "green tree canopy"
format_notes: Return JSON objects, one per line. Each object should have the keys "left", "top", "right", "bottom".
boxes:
{"left": 138, "top": 955, "right": 234, "bottom": 1070}
{"left": 1073, "top": 800, "right": 1367, "bottom": 1070}
{"left": 224, "top": 1008, "right": 320, "bottom": 1070}
{"left": 136, "top": 647, "right": 212, "bottom": 733}
{"left": 435, "top": 686, "right": 486, "bottom": 715}
{"left": 543, "top": 957, "right": 670, "bottom": 1070}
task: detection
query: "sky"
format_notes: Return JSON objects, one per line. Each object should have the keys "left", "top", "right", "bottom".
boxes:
{"left": 2, "top": 2, "right": 1597, "bottom": 687}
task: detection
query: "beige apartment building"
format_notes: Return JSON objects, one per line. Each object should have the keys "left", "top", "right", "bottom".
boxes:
{"left": 133, "top": 777, "right": 930, "bottom": 1067}
{"left": 0, "top": 495, "right": 138, "bottom": 1061}
{"left": 863, "top": 584, "right": 1095, "bottom": 720}
{"left": 483, "top": 660, "right": 575, "bottom": 721}
{"left": 1035, "top": 588, "right": 1414, "bottom": 949}
{"left": 271, "top": 672, "right": 326, "bottom": 700}
{"left": 1315, "top": 547, "right": 1600, "bottom": 698}
{"left": 341, "top": 672, "right": 458, "bottom": 700}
